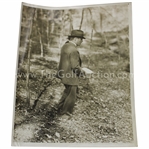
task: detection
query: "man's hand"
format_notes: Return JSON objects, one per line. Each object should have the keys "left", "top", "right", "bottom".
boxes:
{"left": 79, "top": 68, "right": 86, "bottom": 78}
{"left": 72, "top": 66, "right": 86, "bottom": 78}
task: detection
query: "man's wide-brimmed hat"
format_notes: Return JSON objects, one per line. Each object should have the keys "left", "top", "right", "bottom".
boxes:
{"left": 68, "top": 30, "right": 85, "bottom": 39}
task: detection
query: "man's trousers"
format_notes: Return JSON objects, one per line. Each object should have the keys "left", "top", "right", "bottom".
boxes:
{"left": 58, "top": 84, "right": 78, "bottom": 114}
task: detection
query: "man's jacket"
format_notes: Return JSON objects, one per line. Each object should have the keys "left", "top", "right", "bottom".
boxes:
{"left": 56, "top": 41, "right": 82, "bottom": 85}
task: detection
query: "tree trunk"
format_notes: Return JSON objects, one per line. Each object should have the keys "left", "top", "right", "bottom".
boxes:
{"left": 100, "top": 13, "right": 107, "bottom": 48}
{"left": 48, "top": 10, "right": 55, "bottom": 50}
{"left": 35, "top": 9, "right": 44, "bottom": 57}
{"left": 103, "top": 33, "right": 108, "bottom": 48}
{"left": 59, "top": 10, "right": 64, "bottom": 50}
{"left": 36, "top": 27, "right": 44, "bottom": 57}
{"left": 100, "top": 13, "right": 103, "bottom": 33}
{"left": 51, "top": 10, "right": 54, "bottom": 33}
{"left": 69, "top": 10, "right": 73, "bottom": 34}
{"left": 47, "top": 11, "right": 50, "bottom": 49}
{"left": 39, "top": 9, "right": 44, "bottom": 57}
{"left": 26, "top": 40, "right": 32, "bottom": 107}
{"left": 79, "top": 9, "right": 85, "bottom": 30}
{"left": 90, "top": 27, "right": 94, "bottom": 50}
{"left": 87, "top": 8, "right": 93, "bottom": 51}
{"left": 26, "top": 8, "right": 35, "bottom": 107}
{"left": 40, "top": 35, "right": 44, "bottom": 57}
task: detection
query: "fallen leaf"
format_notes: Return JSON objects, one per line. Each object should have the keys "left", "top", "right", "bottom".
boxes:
{"left": 75, "top": 138, "right": 79, "bottom": 142}
{"left": 45, "top": 134, "right": 52, "bottom": 139}
{"left": 70, "top": 135, "right": 74, "bottom": 138}
{"left": 62, "top": 136, "right": 66, "bottom": 140}
{"left": 102, "top": 135, "right": 108, "bottom": 138}
{"left": 54, "top": 138, "right": 60, "bottom": 143}
{"left": 55, "top": 132, "right": 60, "bottom": 138}
{"left": 42, "top": 139, "right": 47, "bottom": 143}
{"left": 102, "top": 103, "right": 106, "bottom": 108}
{"left": 93, "top": 97, "right": 98, "bottom": 100}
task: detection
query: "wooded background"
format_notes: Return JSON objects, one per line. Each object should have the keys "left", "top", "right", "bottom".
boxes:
{"left": 17, "top": 3, "right": 130, "bottom": 107}
{"left": 19, "top": 3, "right": 129, "bottom": 64}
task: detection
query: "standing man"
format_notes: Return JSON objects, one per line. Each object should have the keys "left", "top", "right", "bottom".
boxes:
{"left": 56, "top": 29, "right": 85, "bottom": 115}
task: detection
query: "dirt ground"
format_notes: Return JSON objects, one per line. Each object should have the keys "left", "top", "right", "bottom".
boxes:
{"left": 13, "top": 50, "right": 133, "bottom": 143}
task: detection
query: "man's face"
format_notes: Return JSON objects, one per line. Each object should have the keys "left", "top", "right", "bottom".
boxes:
{"left": 76, "top": 37, "right": 83, "bottom": 46}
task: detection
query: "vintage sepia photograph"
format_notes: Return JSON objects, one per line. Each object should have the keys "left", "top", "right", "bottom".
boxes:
{"left": 12, "top": 2, "right": 137, "bottom": 147}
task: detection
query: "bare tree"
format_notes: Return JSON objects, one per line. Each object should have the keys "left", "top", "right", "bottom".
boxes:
{"left": 79, "top": 9, "right": 85, "bottom": 30}
{"left": 87, "top": 8, "right": 94, "bottom": 51}
{"left": 34, "top": 9, "right": 44, "bottom": 57}
{"left": 99, "top": 13, "right": 108, "bottom": 48}
{"left": 62, "top": 10, "right": 73, "bottom": 35}
{"left": 50, "top": 10, "right": 55, "bottom": 33}
{"left": 46, "top": 10, "right": 50, "bottom": 49}
{"left": 79, "top": 8, "right": 94, "bottom": 68}
{"left": 48, "top": 10, "right": 55, "bottom": 49}
{"left": 69, "top": 10, "right": 73, "bottom": 34}
{"left": 100, "top": 7, "right": 120, "bottom": 51}
{"left": 59, "top": 10, "right": 64, "bottom": 50}
{"left": 26, "top": 8, "right": 35, "bottom": 107}
{"left": 80, "top": 8, "right": 94, "bottom": 51}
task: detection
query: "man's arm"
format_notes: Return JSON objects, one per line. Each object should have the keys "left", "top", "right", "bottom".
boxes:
{"left": 69, "top": 51, "right": 85, "bottom": 77}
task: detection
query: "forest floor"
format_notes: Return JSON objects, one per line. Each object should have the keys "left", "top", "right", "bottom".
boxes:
{"left": 13, "top": 48, "right": 133, "bottom": 143}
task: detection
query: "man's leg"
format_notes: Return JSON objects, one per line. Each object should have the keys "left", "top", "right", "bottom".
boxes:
{"left": 57, "top": 84, "right": 70, "bottom": 113}
{"left": 61, "top": 85, "right": 77, "bottom": 114}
